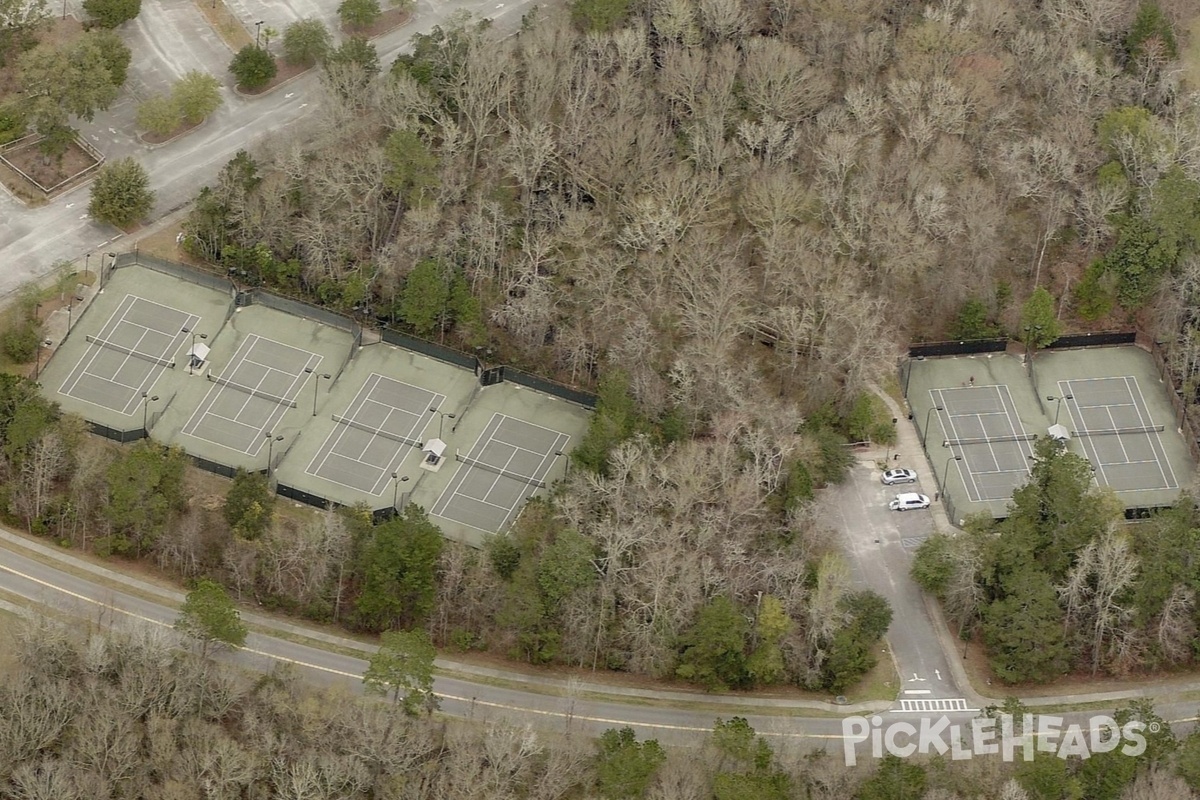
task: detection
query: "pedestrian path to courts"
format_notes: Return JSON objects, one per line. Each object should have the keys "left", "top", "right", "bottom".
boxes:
{"left": 41, "top": 260, "right": 592, "bottom": 547}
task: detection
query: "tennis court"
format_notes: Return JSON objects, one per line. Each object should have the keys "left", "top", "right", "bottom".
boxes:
{"left": 431, "top": 413, "right": 571, "bottom": 533}
{"left": 930, "top": 385, "right": 1035, "bottom": 503}
{"left": 59, "top": 295, "right": 199, "bottom": 415}
{"left": 1058, "top": 377, "right": 1178, "bottom": 492}
{"left": 306, "top": 374, "right": 448, "bottom": 495}
{"left": 181, "top": 334, "right": 322, "bottom": 455}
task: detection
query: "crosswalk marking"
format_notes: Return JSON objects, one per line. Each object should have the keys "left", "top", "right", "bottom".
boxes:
{"left": 894, "top": 698, "right": 977, "bottom": 713}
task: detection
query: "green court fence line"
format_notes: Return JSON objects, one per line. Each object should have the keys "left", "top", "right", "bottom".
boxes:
{"left": 112, "top": 253, "right": 598, "bottom": 411}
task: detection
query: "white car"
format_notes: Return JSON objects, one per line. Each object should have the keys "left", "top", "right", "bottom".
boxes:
{"left": 881, "top": 468, "right": 918, "bottom": 485}
{"left": 889, "top": 493, "right": 931, "bottom": 511}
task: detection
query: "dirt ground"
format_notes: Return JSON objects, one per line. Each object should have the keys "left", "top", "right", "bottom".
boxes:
{"left": 140, "top": 118, "right": 202, "bottom": 146}
{"left": 0, "top": 16, "right": 85, "bottom": 101}
{"left": 192, "top": 0, "right": 254, "bottom": 51}
{"left": 1, "top": 138, "right": 100, "bottom": 193}
{"left": 244, "top": 58, "right": 309, "bottom": 95}
{"left": 343, "top": 7, "right": 411, "bottom": 39}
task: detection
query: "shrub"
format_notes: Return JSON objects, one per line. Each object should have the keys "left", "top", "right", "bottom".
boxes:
{"left": 229, "top": 45, "right": 277, "bottom": 91}
{"left": 282, "top": 18, "right": 331, "bottom": 66}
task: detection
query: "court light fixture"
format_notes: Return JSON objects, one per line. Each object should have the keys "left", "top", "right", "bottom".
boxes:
{"left": 941, "top": 454, "right": 963, "bottom": 496}
{"left": 923, "top": 405, "right": 945, "bottom": 449}
{"left": 430, "top": 407, "right": 456, "bottom": 439}
{"left": 142, "top": 392, "right": 160, "bottom": 432}
{"left": 307, "top": 369, "right": 332, "bottom": 415}
{"left": 265, "top": 433, "right": 285, "bottom": 478}
{"left": 391, "top": 473, "right": 410, "bottom": 512}
{"left": 1046, "top": 394, "right": 1073, "bottom": 426}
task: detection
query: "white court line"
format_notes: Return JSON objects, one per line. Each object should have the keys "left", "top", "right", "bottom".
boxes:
{"left": 310, "top": 375, "right": 392, "bottom": 478}
{"left": 119, "top": 313, "right": 201, "bottom": 415}
{"left": 997, "top": 385, "right": 1036, "bottom": 469}
{"left": 435, "top": 415, "right": 528, "bottom": 524}
{"left": 306, "top": 378, "right": 444, "bottom": 494}
{"left": 1103, "top": 406, "right": 1133, "bottom": 463}
{"left": 934, "top": 389, "right": 983, "bottom": 503}
{"left": 973, "top": 413, "right": 1004, "bottom": 474}
{"left": 61, "top": 294, "right": 137, "bottom": 397}
{"left": 182, "top": 334, "right": 319, "bottom": 454}
{"left": 492, "top": 430, "right": 571, "bottom": 530}
{"left": 434, "top": 415, "right": 572, "bottom": 532}
{"left": 945, "top": 410, "right": 1010, "bottom": 418}
{"left": 1063, "top": 381, "right": 1110, "bottom": 487}
{"left": 238, "top": 333, "right": 323, "bottom": 378}
{"left": 1126, "top": 376, "right": 1176, "bottom": 489}
{"left": 218, "top": 336, "right": 319, "bottom": 430}
{"left": 204, "top": 408, "right": 258, "bottom": 428}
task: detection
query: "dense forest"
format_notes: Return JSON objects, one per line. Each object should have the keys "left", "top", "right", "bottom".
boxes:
{"left": 2, "top": 621, "right": 1200, "bottom": 800}
{"left": 5, "top": 0, "right": 1200, "bottom": 697}
{"left": 174, "top": 0, "right": 1200, "bottom": 686}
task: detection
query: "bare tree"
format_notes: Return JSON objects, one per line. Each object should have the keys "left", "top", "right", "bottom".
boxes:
{"left": 1121, "top": 769, "right": 1197, "bottom": 800}
{"left": 1058, "top": 525, "right": 1139, "bottom": 675}
{"left": 740, "top": 38, "right": 833, "bottom": 123}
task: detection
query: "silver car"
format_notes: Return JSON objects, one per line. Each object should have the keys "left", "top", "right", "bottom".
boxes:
{"left": 881, "top": 468, "right": 918, "bottom": 485}
{"left": 889, "top": 493, "right": 931, "bottom": 511}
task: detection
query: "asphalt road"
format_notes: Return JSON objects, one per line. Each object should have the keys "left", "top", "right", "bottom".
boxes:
{"left": 0, "top": 534, "right": 872, "bottom": 749}
{"left": 822, "top": 458, "right": 963, "bottom": 703}
{"left": 4, "top": 531, "right": 1198, "bottom": 764}
{"left": 0, "top": 0, "right": 535, "bottom": 299}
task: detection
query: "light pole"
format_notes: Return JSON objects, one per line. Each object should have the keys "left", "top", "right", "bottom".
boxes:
{"left": 104, "top": 252, "right": 117, "bottom": 288}
{"left": 185, "top": 331, "right": 207, "bottom": 374}
{"left": 1046, "top": 394, "right": 1073, "bottom": 426}
{"left": 392, "top": 473, "right": 410, "bottom": 512}
{"left": 34, "top": 339, "right": 51, "bottom": 381}
{"left": 305, "top": 368, "right": 332, "bottom": 416}
{"left": 255, "top": 20, "right": 264, "bottom": 47}
{"left": 554, "top": 450, "right": 569, "bottom": 479}
{"left": 941, "top": 454, "right": 963, "bottom": 497}
{"left": 265, "top": 432, "right": 284, "bottom": 477}
{"left": 430, "top": 407, "right": 455, "bottom": 439}
{"left": 142, "top": 392, "right": 160, "bottom": 432}
{"left": 923, "top": 405, "right": 945, "bottom": 449}
{"left": 84, "top": 253, "right": 90, "bottom": 281}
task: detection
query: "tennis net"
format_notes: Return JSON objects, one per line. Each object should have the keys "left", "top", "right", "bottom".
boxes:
{"left": 86, "top": 335, "right": 174, "bottom": 368}
{"left": 944, "top": 433, "right": 1037, "bottom": 447}
{"left": 456, "top": 451, "right": 547, "bottom": 489}
{"left": 207, "top": 373, "right": 298, "bottom": 407}
{"left": 332, "top": 415, "right": 422, "bottom": 449}
{"left": 1073, "top": 425, "right": 1165, "bottom": 438}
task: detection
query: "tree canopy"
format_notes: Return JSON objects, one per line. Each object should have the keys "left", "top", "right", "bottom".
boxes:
{"left": 282, "top": 18, "right": 331, "bottom": 66}
{"left": 89, "top": 157, "right": 155, "bottom": 229}
{"left": 82, "top": 0, "right": 139, "bottom": 28}
{"left": 362, "top": 629, "right": 437, "bottom": 715}
{"left": 229, "top": 44, "right": 276, "bottom": 90}
{"left": 175, "top": 579, "right": 249, "bottom": 655}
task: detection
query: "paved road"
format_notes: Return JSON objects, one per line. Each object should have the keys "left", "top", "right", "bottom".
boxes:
{"left": 3, "top": 529, "right": 1197, "bottom": 760}
{"left": 0, "top": 532, "right": 880, "bottom": 748}
{"left": 0, "top": 0, "right": 534, "bottom": 299}
{"left": 823, "top": 458, "right": 965, "bottom": 709}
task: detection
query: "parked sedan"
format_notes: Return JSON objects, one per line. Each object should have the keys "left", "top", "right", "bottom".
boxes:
{"left": 881, "top": 468, "right": 918, "bottom": 485}
{"left": 889, "top": 493, "right": 931, "bottom": 511}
